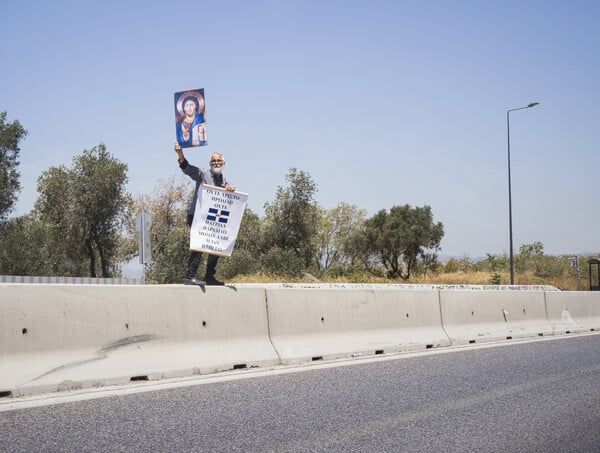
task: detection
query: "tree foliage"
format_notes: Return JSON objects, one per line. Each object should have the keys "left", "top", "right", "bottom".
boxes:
{"left": 0, "top": 112, "right": 27, "bottom": 222}
{"left": 35, "top": 144, "right": 132, "bottom": 277}
{"left": 217, "top": 208, "right": 263, "bottom": 278}
{"left": 262, "top": 168, "right": 320, "bottom": 270}
{"left": 13, "top": 148, "right": 581, "bottom": 287}
{"left": 234, "top": 208, "right": 263, "bottom": 256}
{"left": 443, "top": 256, "right": 474, "bottom": 273}
{"left": 0, "top": 213, "right": 53, "bottom": 275}
{"left": 138, "top": 177, "right": 190, "bottom": 283}
{"left": 515, "top": 241, "right": 570, "bottom": 280}
{"left": 317, "top": 202, "right": 366, "bottom": 273}
{"left": 36, "top": 165, "right": 85, "bottom": 275}
{"left": 346, "top": 204, "right": 444, "bottom": 280}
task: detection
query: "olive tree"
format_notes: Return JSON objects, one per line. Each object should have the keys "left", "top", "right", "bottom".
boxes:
{"left": 317, "top": 202, "right": 366, "bottom": 274}
{"left": 36, "top": 144, "right": 132, "bottom": 277}
{"left": 262, "top": 168, "right": 320, "bottom": 273}
{"left": 346, "top": 204, "right": 444, "bottom": 280}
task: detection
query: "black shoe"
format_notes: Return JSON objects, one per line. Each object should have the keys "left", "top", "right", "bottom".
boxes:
{"left": 205, "top": 277, "right": 225, "bottom": 286}
{"left": 184, "top": 277, "right": 206, "bottom": 286}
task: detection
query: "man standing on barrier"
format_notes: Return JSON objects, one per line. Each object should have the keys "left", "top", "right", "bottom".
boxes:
{"left": 174, "top": 142, "right": 236, "bottom": 285}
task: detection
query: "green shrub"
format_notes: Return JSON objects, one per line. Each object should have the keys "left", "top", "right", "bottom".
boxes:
{"left": 260, "top": 247, "right": 304, "bottom": 278}
{"left": 217, "top": 249, "right": 261, "bottom": 279}
{"left": 490, "top": 272, "right": 502, "bottom": 285}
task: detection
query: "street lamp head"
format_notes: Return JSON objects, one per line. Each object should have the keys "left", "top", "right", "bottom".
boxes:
{"left": 527, "top": 102, "right": 540, "bottom": 108}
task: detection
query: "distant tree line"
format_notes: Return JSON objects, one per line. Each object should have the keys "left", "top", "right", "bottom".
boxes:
{"left": 1, "top": 110, "right": 595, "bottom": 287}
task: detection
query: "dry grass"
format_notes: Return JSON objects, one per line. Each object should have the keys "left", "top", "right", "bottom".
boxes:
{"left": 229, "top": 271, "right": 586, "bottom": 290}
{"left": 411, "top": 271, "right": 499, "bottom": 286}
{"left": 413, "top": 271, "right": 583, "bottom": 290}
{"left": 229, "top": 273, "right": 314, "bottom": 284}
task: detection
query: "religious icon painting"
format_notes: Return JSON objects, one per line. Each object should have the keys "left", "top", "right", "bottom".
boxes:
{"left": 174, "top": 88, "right": 207, "bottom": 148}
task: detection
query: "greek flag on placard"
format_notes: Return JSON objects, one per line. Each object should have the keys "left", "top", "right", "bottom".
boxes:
{"left": 207, "top": 208, "right": 230, "bottom": 224}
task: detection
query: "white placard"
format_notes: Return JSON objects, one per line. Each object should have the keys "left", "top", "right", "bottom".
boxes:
{"left": 190, "top": 184, "right": 248, "bottom": 256}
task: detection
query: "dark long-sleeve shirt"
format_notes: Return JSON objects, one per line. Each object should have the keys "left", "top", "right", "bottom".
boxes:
{"left": 179, "top": 158, "right": 230, "bottom": 218}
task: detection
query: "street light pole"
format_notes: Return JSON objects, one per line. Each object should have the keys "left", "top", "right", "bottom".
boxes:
{"left": 507, "top": 102, "right": 539, "bottom": 285}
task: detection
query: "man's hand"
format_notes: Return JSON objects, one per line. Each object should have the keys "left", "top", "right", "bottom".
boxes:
{"left": 225, "top": 185, "right": 236, "bottom": 192}
{"left": 174, "top": 143, "right": 185, "bottom": 163}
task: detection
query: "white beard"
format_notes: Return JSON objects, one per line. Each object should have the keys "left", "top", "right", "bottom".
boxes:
{"left": 212, "top": 166, "right": 222, "bottom": 175}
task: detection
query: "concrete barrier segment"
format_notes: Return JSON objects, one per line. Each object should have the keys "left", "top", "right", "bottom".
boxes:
{"left": 544, "top": 291, "right": 600, "bottom": 334}
{"left": 0, "top": 284, "right": 278, "bottom": 397}
{"left": 4, "top": 283, "right": 598, "bottom": 399}
{"left": 265, "top": 288, "right": 449, "bottom": 364}
{"left": 439, "top": 290, "right": 553, "bottom": 345}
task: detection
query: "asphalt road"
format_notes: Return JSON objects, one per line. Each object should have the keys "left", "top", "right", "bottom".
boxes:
{"left": 1, "top": 334, "right": 600, "bottom": 452}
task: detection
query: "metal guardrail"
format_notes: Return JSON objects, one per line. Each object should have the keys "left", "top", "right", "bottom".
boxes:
{"left": 0, "top": 275, "right": 143, "bottom": 285}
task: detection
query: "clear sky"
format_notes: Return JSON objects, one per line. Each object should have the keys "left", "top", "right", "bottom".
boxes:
{"left": 1, "top": 0, "right": 599, "bottom": 259}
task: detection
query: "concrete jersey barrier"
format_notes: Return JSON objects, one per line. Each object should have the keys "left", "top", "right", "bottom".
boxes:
{"left": 0, "top": 284, "right": 278, "bottom": 397}
{"left": 2, "top": 283, "right": 600, "bottom": 399}
{"left": 266, "top": 288, "right": 450, "bottom": 364}
{"left": 439, "top": 290, "right": 553, "bottom": 345}
{"left": 544, "top": 291, "right": 600, "bottom": 334}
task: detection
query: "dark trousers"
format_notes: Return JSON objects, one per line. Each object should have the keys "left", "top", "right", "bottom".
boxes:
{"left": 186, "top": 251, "right": 219, "bottom": 280}
{"left": 186, "top": 214, "right": 219, "bottom": 280}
